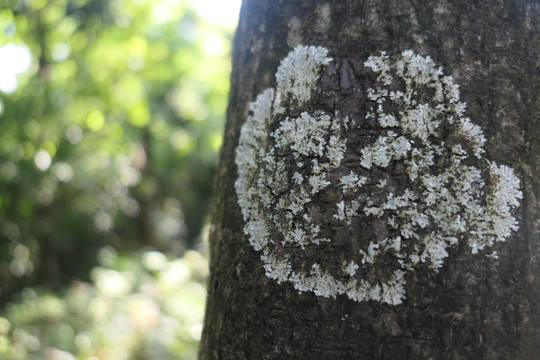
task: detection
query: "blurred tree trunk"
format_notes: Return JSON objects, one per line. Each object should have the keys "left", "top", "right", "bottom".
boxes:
{"left": 200, "top": 1, "right": 540, "bottom": 359}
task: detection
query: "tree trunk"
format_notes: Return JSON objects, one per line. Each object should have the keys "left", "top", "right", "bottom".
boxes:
{"left": 200, "top": 1, "right": 540, "bottom": 359}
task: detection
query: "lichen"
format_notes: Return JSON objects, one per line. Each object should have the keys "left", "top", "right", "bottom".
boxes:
{"left": 235, "top": 46, "right": 522, "bottom": 305}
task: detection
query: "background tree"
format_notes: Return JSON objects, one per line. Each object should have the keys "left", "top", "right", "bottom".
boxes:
{"left": 200, "top": 0, "right": 540, "bottom": 359}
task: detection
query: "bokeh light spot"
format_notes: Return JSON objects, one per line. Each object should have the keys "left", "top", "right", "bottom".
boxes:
{"left": 0, "top": 43, "right": 31, "bottom": 93}
{"left": 65, "top": 125, "right": 83, "bottom": 144}
{"left": 34, "top": 150, "right": 52, "bottom": 171}
{"left": 86, "top": 110, "right": 105, "bottom": 131}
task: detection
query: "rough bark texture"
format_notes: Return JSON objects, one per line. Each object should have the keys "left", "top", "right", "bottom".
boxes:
{"left": 200, "top": 1, "right": 540, "bottom": 359}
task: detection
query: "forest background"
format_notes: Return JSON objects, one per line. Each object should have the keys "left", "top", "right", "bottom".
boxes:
{"left": 0, "top": 0, "right": 239, "bottom": 359}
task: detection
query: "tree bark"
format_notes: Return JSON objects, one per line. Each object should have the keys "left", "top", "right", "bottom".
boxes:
{"left": 200, "top": 1, "right": 540, "bottom": 359}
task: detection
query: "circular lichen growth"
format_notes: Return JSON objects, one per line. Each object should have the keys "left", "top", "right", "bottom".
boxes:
{"left": 235, "top": 46, "right": 522, "bottom": 305}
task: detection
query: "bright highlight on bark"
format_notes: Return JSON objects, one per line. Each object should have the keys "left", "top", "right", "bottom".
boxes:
{"left": 235, "top": 45, "right": 522, "bottom": 305}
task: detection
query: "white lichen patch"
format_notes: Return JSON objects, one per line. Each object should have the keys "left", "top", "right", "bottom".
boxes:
{"left": 275, "top": 45, "right": 332, "bottom": 112}
{"left": 235, "top": 46, "right": 522, "bottom": 306}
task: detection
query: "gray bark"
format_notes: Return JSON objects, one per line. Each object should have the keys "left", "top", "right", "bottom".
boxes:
{"left": 200, "top": 1, "right": 540, "bottom": 359}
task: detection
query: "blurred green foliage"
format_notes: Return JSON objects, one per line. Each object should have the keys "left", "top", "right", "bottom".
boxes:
{"left": 0, "top": 248, "right": 209, "bottom": 360}
{"left": 0, "top": 0, "right": 235, "bottom": 357}
{"left": 0, "top": 0, "right": 233, "bottom": 303}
